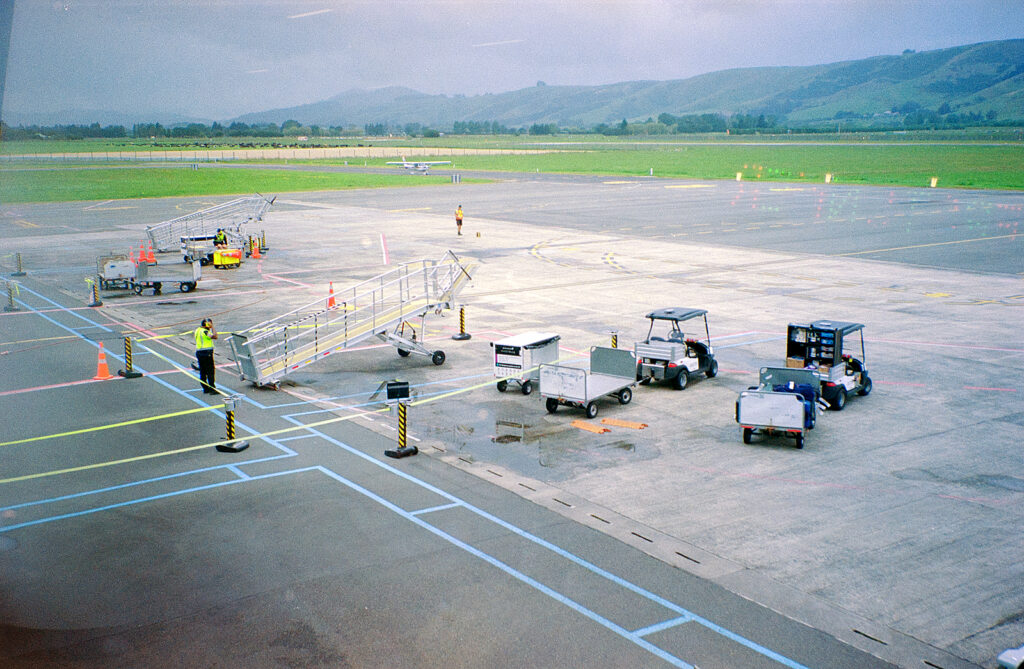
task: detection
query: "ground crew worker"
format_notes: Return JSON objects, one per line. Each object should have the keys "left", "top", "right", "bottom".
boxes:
{"left": 455, "top": 205, "right": 463, "bottom": 236}
{"left": 195, "top": 317, "right": 218, "bottom": 394}
{"left": 214, "top": 228, "right": 228, "bottom": 248}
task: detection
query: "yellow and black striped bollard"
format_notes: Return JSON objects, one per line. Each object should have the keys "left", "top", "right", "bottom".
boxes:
{"left": 452, "top": 306, "right": 471, "bottom": 340}
{"left": 385, "top": 400, "right": 418, "bottom": 458}
{"left": 610, "top": 330, "right": 618, "bottom": 349}
{"left": 4, "top": 280, "right": 19, "bottom": 313}
{"left": 216, "top": 395, "right": 250, "bottom": 453}
{"left": 118, "top": 336, "right": 143, "bottom": 378}
{"left": 87, "top": 276, "right": 102, "bottom": 308}
{"left": 12, "top": 252, "right": 26, "bottom": 277}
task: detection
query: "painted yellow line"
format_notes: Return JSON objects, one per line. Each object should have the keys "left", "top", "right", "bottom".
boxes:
{"left": 665, "top": 184, "right": 714, "bottom": 189}
{"left": 0, "top": 406, "right": 219, "bottom": 448}
{"left": 87, "top": 206, "right": 138, "bottom": 211}
{"left": 13, "top": 219, "right": 40, "bottom": 228}
{"left": 835, "top": 233, "right": 1020, "bottom": 257}
{"left": 0, "top": 354, "right": 589, "bottom": 485}
{"left": 0, "top": 405, "right": 392, "bottom": 485}
{"left": 135, "top": 330, "right": 193, "bottom": 341}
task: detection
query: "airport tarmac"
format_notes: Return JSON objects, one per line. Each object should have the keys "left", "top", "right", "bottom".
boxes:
{"left": 1, "top": 171, "right": 1022, "bottom": 668}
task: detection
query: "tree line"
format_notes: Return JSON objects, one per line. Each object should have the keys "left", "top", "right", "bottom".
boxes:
{"left": 1, "top": 105, "right": 1017, "bottom": 142}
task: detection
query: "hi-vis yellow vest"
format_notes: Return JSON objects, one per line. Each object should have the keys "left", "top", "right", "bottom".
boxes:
{"left": 195, "top": 327, "right": 214, "bottom": 351}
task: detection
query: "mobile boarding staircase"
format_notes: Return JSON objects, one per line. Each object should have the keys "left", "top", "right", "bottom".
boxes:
{"left": 145, "top": 194, "right": 275, "bottom": 252}
{"left": 228, "top": 251, "right": 476, "bottom": 387}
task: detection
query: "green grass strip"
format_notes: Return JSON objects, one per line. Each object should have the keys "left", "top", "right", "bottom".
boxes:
{"left": 0, "top": 166, "right": 456, "bottom": 203}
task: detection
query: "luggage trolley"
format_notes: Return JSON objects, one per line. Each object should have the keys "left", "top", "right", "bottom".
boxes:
{"left": 491, "top": 332, "right": 560, "bottom": 395}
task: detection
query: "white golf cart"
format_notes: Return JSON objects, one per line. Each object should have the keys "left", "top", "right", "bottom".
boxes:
{"left": 634, "top": 307, "right": 718, "bottom": 390}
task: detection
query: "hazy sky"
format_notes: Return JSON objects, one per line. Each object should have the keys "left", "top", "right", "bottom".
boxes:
{"left": 3, "top": 0, "right": 1023, "bottom": 121}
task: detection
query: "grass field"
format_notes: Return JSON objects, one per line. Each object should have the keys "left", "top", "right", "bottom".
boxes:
{"left": 1, "top": 135, "right": 1022, "bottom": 201}
{"left": 0, "top": 166, "right": 462, "bottom": 203}
{"left": 422, "top": 143, "right": 1024, "bottom": 190}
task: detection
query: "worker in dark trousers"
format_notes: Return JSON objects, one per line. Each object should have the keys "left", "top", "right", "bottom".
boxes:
{"left": 195, "top": 317, "right": 218, "bottom": 394}
{"left": 455, "top": 205, "right": 463, "bottom": 235}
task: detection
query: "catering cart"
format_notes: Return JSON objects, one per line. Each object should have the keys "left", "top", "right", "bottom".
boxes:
{"left": 492, "top": 332, "right": 560, "bottom": 395}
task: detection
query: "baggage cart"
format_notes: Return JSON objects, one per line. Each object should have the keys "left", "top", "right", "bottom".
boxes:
{"left": 540, "top": 346, "right": 638, "bottom": 419}
{"left": 491, "top": 332, "right": 560, "bottom": 395}
{"left": 736, "top": 367, "right": 821, "bottom": 449}
{"left": 129, "top": 260, "right": 202, "bottom": 295}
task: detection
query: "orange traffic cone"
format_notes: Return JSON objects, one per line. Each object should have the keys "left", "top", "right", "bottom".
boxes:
{"left": 93, "top": 342, "right": 114, "bottom": 380}
{"left": 251, "top": 241, "right": 261, "bottom": 259}
{"left": 146, "top": 243, "right": 156, "bottom": 264}
{"left": 138, "top": 241, "right": 148, "bottom": 264}
{"left": 327, "top": 282, "right": 336, "bottom": 309}
{"left": 128, "top": 248, "right": 136, "bottom": 265}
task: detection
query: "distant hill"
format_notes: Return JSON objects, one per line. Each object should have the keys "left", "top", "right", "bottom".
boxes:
{"left": 232, "top": 39, "right": 1024, "bottom": 128}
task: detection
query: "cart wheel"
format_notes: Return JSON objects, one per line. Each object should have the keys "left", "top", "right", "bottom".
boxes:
{"left": 742, "top": 427, "right": 752, "bottom": 444}
{"left": 794, "top": 433, "right": 804, "bottom": 449}
{"left": 706, "top": 358, "right": 719, "bottom": 378}
{"left": 200, "top": 257, "right": 210, "bottom": 266}
{"left": 431, "top": 350, "right": 446, "bottom": 366}
{"left": 521, "top": 380, "right": 533, "bottom": 396}
{"left": 180, "top": 282, "right": 196, "bottom": 293}
{"left": 496, "top": 380, "right": 508, "bottom": 392}
{"left": 618, "top": 387, "right": 632, "bottom": 405}
{"left": 674, "top": 371, "right": 688, "bottom": 390}
{"left": 397, "top": 348, "right": 411, "bottom": 357}
{"left": 153, "top": 282, "right": 162, "bottom": 295}
{"left": 858, "top": 376, "right": 872, "bottom": 396}
{"left": 132, "top": 283, "right": 143, "bottom": 295}
{"left": 545, "top": 398, "right": 559, "bottom": 413}
{"left": 638, "top": 377, "right": 651, "bottom": 385}
{"left": 585, "top": 402, "right": 599, "bottom": 419}
{"left": 831, "top": 387, "right": 847, "bottom": 411}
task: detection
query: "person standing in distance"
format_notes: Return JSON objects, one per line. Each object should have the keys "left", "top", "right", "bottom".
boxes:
{"left": 455, "top": 205, "right": 463, "bottom": 236}
{"left": 195, "top": 317, "right": 218, "bottom": 395}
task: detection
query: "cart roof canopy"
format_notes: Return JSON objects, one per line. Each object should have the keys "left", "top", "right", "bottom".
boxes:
{"left": 803, "top": 320, "right": 864, "bottom": 336}
{"left": 645, "top": 307, "right": 707, "bottom": 322}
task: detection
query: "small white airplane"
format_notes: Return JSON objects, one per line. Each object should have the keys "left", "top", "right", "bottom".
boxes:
{"left": 386, "top": 157, "right": 452, "bottom": 174}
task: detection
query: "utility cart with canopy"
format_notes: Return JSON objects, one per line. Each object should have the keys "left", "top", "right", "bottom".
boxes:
{"left": 634, "top": 307, "right": 718, "bottom": 390}
{"left": 785, "top": 320, "right": 871, "bottom": 410}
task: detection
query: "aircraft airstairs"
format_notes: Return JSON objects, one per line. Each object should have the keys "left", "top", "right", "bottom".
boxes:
{"left": 228, "top": 251, "right": 476, "bottom": 387}
{"left": 146, "top": 194, "right": 275, "bottom": 252}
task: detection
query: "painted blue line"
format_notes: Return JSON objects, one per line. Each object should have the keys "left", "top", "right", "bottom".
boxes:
{"left": 13, "top": 287, "right": 807, "bottom": 667}
{"left": 312, "top": 465, "right": 694, "bottom": 669}
{"left": 0, "top": 467, "right": 323, "bottom": 533}
{"left": 1, "top": 463, "right": 245, "bottom": 513}
{"left": 289, "top": 420, "right": 810, "bottom": 669}
{"left": 633, "top": 615, "right": 693, "bottom": 638}
{"left": 410, "top": 501, "right": 462, "bottom": 516}
{"left": 10, "top": 284, "right": 297, "bottom": 461}
{"left": 0, "top": 478, "right": 250, "bottom": 532}
{"left": 226, "top": 465, "right": 250, "bottom": 480}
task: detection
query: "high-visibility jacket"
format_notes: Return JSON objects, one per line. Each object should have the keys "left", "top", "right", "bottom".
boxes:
{"left": 455, "top": 208, "right": 463, "bottom": 221}
{"left": 195, "top": 327, "right": 215, "bottom": 351}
